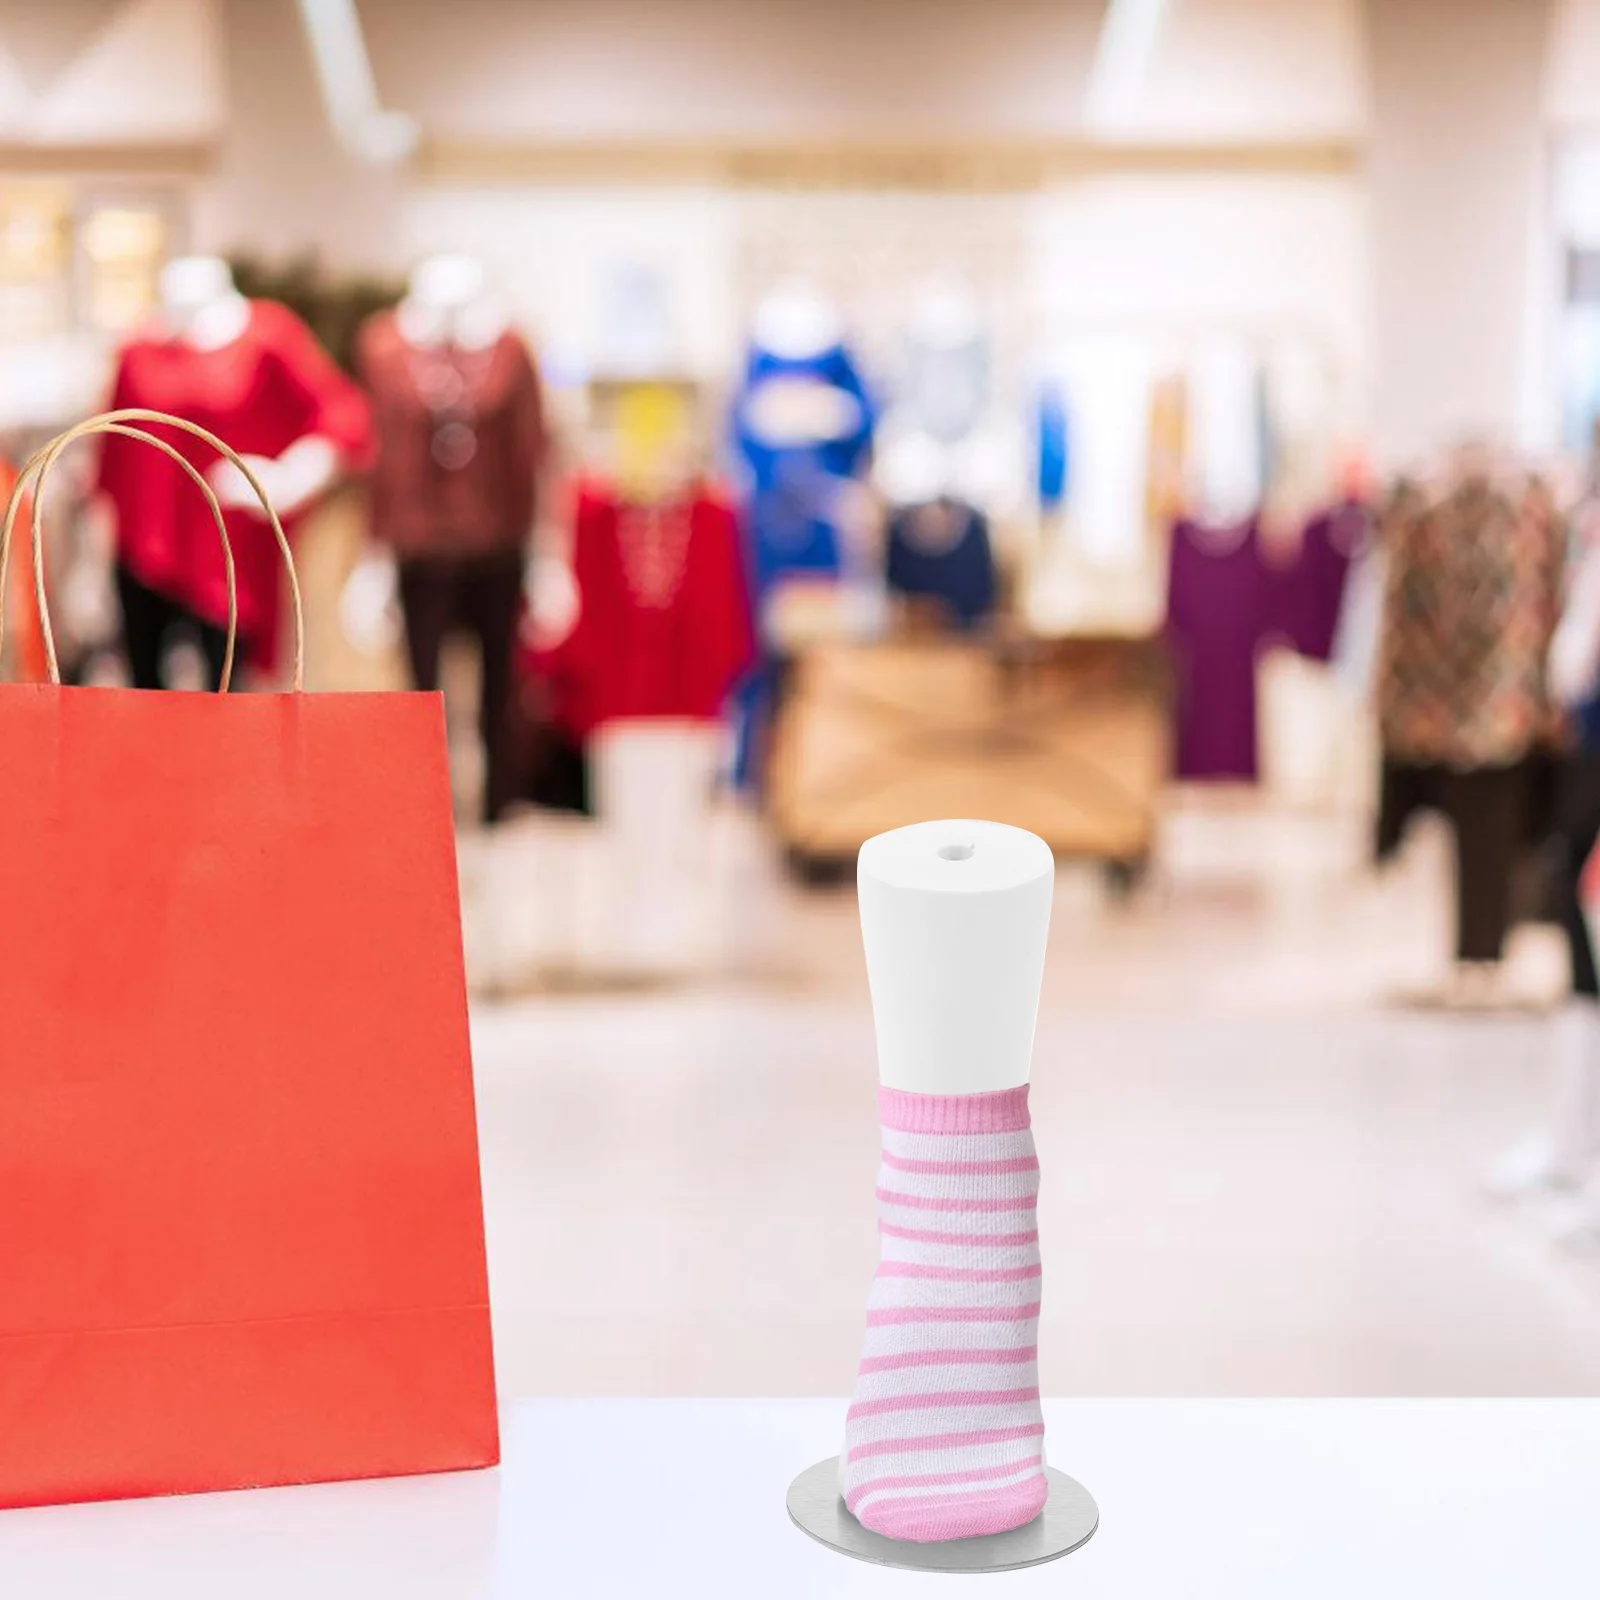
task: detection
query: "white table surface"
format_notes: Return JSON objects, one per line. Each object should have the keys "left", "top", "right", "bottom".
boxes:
{"left": 0, "top": 1398, "right": 1596, "bottom": 1597}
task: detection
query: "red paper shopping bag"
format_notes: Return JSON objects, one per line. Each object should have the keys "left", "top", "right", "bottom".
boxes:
{"left": 0, "top": 412, "right": 498, "bottom": 1509}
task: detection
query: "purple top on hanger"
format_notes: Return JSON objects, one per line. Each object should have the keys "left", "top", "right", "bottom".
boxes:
{"left": 1166, "top": 517, "right": 1278, "bottom": 781}
{"left": 1283, "top": 501, "right": 1363, "bottom": 662}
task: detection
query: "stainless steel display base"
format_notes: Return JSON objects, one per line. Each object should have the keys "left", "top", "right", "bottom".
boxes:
{"left": 786, "top": 1457, "right": 1099, "bottom": 1574}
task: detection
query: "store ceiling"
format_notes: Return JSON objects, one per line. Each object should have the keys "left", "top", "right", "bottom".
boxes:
{"left": 358, "top": 0, "right": 1104, "bottom": 144}
{"left": 355, "top": 0, "right": 1366, "bottom": 148}
{"left": 0, "top": 0, "right": 121, "bottom": 94}
{"left": 0, "top": 0, "right": 221, "bottom": 151}
{"left": 17, "top": 0, "right": 1600, "bottom": 166}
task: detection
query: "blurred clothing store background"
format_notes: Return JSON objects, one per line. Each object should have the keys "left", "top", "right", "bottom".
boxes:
{"left": 8, "top": 0, "right": 1600, "bottom": 1396}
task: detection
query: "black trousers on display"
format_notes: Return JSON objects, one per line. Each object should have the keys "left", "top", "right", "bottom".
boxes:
{"left": 1376, "top": 757, "right": 1533, "bottom": 964}
{"left": 521, "top": 726, "right": 591, "bottom": 815}
{"left": 1551, "top": 753, "right": 1600, "bottom": 1000}
{"left": 397, "top": 548, "right": 524, "bottom": 825}
{"left": 116, "top": 564, "right": 231, "bottom": 692}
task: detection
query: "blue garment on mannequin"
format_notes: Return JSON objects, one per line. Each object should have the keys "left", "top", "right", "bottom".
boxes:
{"left": 731, "top": 340, "right": 876, "bottom": 785}
{"left": 735, "top": 343, "right": 875, "bottom": 485}
{"left": 733, "top": 341, "right": 875, "bottom": 586}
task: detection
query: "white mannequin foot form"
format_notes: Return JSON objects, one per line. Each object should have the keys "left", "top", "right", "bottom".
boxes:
{"left": 858, "top": 820, "right": 1053, "bottom": 1096}
{"left": 843, "top": 821, "right": 1055, "bottom": 1542}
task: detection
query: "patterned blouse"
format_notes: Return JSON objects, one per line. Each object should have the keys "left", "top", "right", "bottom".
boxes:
{"left": 1376, "top": 475, "right": 1565, "bottom": 768}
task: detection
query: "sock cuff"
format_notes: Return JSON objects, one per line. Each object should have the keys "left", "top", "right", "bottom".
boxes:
{"left": 878, "top": 1083, "right": 1031, "bottom": 1135}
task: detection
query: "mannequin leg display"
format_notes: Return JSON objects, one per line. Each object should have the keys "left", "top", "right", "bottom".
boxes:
{"left": 115, "top": 564, "right": 177, "bottom": 690}
{"left": 843, "top": 822, "right": 1053, "bottom": 1542}
{"left": 457, "top": 550, "right": 524, "bottom": 826}
{"left": 1486, "top": 754, "right": 1600, "bottom": 1199}
{"left": 396, "top": 555, "right": 455, "bottom": 693}
{"left": 1448, "top": 763, "right": 1527, "bottom": 968}
{"left": 789, "top": 821, "right": 1097, "bottom": 1566}
{"left": 397, "top": 553, "right": 523, "bottom": 823}
{"left": 115, "top": 565, "right": 230, "bottom": 692}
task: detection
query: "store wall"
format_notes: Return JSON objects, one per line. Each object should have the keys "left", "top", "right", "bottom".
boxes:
{"left": 400, "top": 171, "right": 1366, "bottom": 471}
{"left": 1547, "top": 0, "right": 1600, "bottom": 129}
{"left": 402, "top": 184, "right": 742, "bottom": 379}
{"left": 1365, "top": 0, "right": 1554, "bottom": 464}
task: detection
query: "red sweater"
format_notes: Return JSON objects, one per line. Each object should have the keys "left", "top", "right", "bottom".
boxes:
{"left": 355, "top": 311, "right": 546, "bottom": 557}
{"left": 537, "top": 481, "right": 754, "bottom": 740}
{"left": 95, "top": 300, "right": 374, "bottom": 667}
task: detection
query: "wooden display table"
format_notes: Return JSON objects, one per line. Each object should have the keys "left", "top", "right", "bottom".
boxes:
{"left": 767, "top": 635, "right": 1169, "bottom": 877}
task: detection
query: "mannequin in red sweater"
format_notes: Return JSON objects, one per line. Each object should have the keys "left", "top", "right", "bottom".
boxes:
{"left": 537, "top": 477, "right": 754, "bottom": 746}
{"left": 94, "top": 256, "right": 373, "bottom": 685}
{"left": 356, "top": 254, "right": 548, "bottom": 823}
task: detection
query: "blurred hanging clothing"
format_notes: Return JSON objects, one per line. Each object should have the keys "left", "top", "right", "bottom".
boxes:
{"left": 885, "top": 498, "right": 996, "bottom": 630}
{"left": 1187, "top": 343, "right": 1264, "bottom": 528}
{"left": 1166, "top": 505, "right": 1357, "bottom": 784}
{"left": 1055, "top": 333, "right": 1153, "bottom": 567}
{"left": 1035, "top": 381, "right": 1068, "bottom": 514}
{"left": 1282, "top": 500, "right": 1366, "bottom": 661}
{"left": 535, "top": 479, "right": 754, "bottom": 742}
{"left": 1165, "top": 517, "right": 1277, "bottom": 781}
{"left": 732, "top": 340, "right": 875, "bottom": 593}
{"left": 1374, "top": 474, "right": 1565, "bottom": 963}
{"left": 899, "top": 322, "right": 988, "bottom": 448}
{"left": 1251, "top": 500, "right": 1366, "bottom": 812}
{"left": 1260, "top": 337, "right": 1337, "bottom": 531}
{"left": 96, "top": 299, "right": 374, "bottom": 674}
{"left": 1144, "top": 372, "right": 1190, "bottom": 539}
{"left": 731, "top": 338, "right": 874, "bottom": 783}
{"left": 356, "top": 309, "right": 547, "bottom": 823}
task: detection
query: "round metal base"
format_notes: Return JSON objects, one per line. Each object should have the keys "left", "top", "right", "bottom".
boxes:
{"left": 786, "top": 1457, "right": 1099, "bottom": 1573}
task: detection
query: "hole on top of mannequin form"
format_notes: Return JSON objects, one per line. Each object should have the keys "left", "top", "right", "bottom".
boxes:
{"left": 937, "top": 842, "right": 976, "bottom": 862}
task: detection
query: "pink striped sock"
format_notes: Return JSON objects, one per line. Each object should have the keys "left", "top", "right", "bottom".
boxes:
{"left": 841, "top": 1084, "right": 1048, "bottom": 1543}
